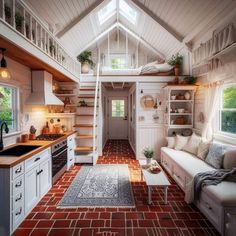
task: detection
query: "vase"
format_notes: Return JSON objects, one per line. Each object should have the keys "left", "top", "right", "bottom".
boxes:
{"left": 184, "top": 92, "right": 191, "bottom": 100}
{"left": 146, "top": 158, "right": 152, "bottom": 165}
{"left": 81, "top": 62, "right": 90, "bottom": 74}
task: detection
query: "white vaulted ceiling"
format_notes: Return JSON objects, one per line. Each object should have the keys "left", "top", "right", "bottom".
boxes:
{"left": 24, "top": 0, "right": 236, "bottom": 59}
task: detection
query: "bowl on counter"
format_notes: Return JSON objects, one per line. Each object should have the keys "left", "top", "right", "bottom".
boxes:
{"left": 171, "top": 95, "right": 176, "bottom": 100}
{"left": 177, "top": 108, "right": 185, "bottom": 113}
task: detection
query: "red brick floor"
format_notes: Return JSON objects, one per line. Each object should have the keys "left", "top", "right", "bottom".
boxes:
{"left": 14, "top": 140, "right": 220, "bottom": 236}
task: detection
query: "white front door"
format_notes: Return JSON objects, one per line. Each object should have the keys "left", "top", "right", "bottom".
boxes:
{"left": 108, "top": 97, "right": 128, "bottom": 139}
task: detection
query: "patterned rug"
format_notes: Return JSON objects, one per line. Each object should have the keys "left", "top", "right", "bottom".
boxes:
{"left": 58, "top": 164, "right": 135, "bottom": 208}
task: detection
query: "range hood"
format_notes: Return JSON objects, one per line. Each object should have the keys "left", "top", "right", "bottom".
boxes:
{"left": 26, "top": 71, "right": 63, "bottom": 105}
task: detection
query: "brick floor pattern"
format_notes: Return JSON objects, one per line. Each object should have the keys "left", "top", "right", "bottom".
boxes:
{"left": 14, "top": 140, "right": 220, "bottom": 236}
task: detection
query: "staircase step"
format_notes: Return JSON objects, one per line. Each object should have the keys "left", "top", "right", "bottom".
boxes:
{"left": 75, "top": 146, "right": 96, "bottom": 152}
{"left": 76, "top": 114, "right": 97, "bottom": 117}
{"left": 73, "top": 124, "right": 97, "bottom": 128}
{"left": 79, "top": 88, "right": 96, "bottom": 91}
{"left": 77, "top": 105, "right": 98, "bottom": 108}
{"left": 78, "top": 96, "right": 99, "bottom": 99}
{"left": 76, "top": 135, "right": 96, "bottom": 139}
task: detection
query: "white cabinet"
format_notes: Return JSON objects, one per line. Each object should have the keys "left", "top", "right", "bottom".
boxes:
{"left": 67, "top": 133, "right": 76, "bottom": 170}
{"left": 164, "top": 85, "right": 196, "bottom": 136}
{"left": 25, "top": 148, "right": 51, "bottom": 215}
{"left": 0, "top": 147, "right": 51, "bottom": 236}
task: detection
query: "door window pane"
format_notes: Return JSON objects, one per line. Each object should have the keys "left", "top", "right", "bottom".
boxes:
{"left": 112, "top": 100, "right": 124, "bottom": 117}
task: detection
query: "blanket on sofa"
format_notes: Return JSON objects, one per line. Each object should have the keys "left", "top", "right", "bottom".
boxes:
{"left": 185, "top": 168, "right": 236, "bottom": 203}
{"left": 194, "top": 168, "right": 236, "bottom": 200}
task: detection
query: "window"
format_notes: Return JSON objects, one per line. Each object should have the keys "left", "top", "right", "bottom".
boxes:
{"left": 98, "top": 0, "right": 116, "bottom": 25}
{"left": 111, "top": 58, "right": 126, "bottom": 69}
{"left": 119, "top": 0, "right": 137, "bottom": 25}
{"left": 112, "top": 100, "right": 125, "bottom": 117}
{"left": 0, "top": 84, "right": 18, "bottom": 134}
{"left": 219, "top": 85, "right": 236, "bottom": 135}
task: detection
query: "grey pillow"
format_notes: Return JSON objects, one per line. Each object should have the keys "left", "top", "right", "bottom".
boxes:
{"left": 223, "top": 149, "right": 236, "bottom": 169}
{"left": 205, "top": 142, "right": 227, "bottom": 169}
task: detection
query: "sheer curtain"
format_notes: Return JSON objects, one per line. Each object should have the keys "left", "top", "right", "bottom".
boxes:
{"left": 202, "top": 82, "right": 223, "bottom": 141}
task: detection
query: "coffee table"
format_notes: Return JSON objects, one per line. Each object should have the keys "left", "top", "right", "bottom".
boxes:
{"left": 139, "top": 160, "right": 171, "bottom": 204}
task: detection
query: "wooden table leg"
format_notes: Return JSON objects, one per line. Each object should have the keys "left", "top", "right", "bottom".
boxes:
{"left": 148, "top": 186, "right": 152, "bottom": 204}
{"left": 164, "top": 186, "right": 168, "bottom": 204}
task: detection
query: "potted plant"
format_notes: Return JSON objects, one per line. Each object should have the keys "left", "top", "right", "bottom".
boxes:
{"left": 143, "top": 147, "right": 154, "bottom": 165}
{"left": 183, "top": 76, "right": 197, "bottom": 85}
{"left": 49, "top": 39, "right": 56, "bottom": 57}
{"left": 77, "top": 50, "right": 95, "bottom": 73}
{"left": 168, "top": 53, "right": 183, "bottom": 76}
{"left": 15, "top": 11, "right": 24, "bottom": 32}
{"left": 29, "top": 125, "right": 37, "bottom": 140}
{"left": 4, "top": 4, "right": 11, "bottom": 25}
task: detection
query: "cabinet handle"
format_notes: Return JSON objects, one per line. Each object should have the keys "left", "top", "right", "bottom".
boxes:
{"left": 34, "top": 157, "right": 40, "bottom": 162}
{"left": 15, "top": 208, "right": 22, "bottom": 216}
{"left": 70, "top": 159, "right": 72, "bottom": 161}
{"left": 15, "top": 180, "right": 22, "bottom": 188}
{"left": 37, "top": 169, "right": 43, "bottom": 175}
{"left": 15, "top": 193, "right": 22, "bottom": 202}
{"left": 15, "top": 167, "right": 22, "bottom": 174}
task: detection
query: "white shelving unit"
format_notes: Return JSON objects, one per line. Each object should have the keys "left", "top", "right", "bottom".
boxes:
{"left": 164, "top": 85, "right": 197, "bottom": 136}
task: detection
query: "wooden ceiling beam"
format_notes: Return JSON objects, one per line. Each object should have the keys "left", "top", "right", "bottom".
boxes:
{"left": 56, "top": 0, "right": 105, "bottom": 38}
{"left": 131, "top": 0, "right": 183, "bottom": 43}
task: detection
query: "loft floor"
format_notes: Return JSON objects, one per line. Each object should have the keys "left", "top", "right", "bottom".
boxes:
{"left": 13, "top": 140, "right": 219, "bottom": 236}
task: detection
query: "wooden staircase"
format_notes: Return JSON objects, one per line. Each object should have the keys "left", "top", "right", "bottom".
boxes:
{"left": 74, "top": 80, "right": 100, "bottom": 165}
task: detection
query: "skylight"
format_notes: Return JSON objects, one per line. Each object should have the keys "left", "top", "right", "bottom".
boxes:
{"left": 98, "top": 0, "right": 116, "bottom": 25}
{"left": 97, "top": 0, "right": 138, "bottom": 25}
{"left": 119, "top": 0, "right": 137, "bottom": 25}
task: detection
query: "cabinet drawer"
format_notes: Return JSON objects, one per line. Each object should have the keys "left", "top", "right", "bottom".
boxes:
{"left": 161, "top": 155, "right": 172, "bottom": 175}
{"left": 12, "top": 175, "right": 24, "bottom": 194}
{"left": 12, "top": 205, "right": 24, "bottom": 230}
{"left": 25, "top": 148, "right": 50, "bottom": 172}
{"left": 12, "top": 191, "right": 24, "bottom": 210}
{"left": 172, "top": 165, "right": 185, "bottom": 190}
{"left": 12, "top": 163, "right": 24, "bottom": 180}
{"left": 67, "top": 135, "right": 75, "bottom": 148}
{"left": 199, "top": 191, "right": 221, "bottom": 230}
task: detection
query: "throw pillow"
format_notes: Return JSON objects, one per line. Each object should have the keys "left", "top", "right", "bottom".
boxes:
{"left": 166, "top": 136, "right": 176, "bottom": 148}
{"left": 205, "top": 142, "right": 227, "bottom": 169}
{"left": 197, "top": 140, "right": 211, "bottom": 160}
{"left": 223, "top": 149, "right": 236, "bottom": 169}
{"left": 174, "top": 135, "right": 190, "bottom": 151}
{"left": 182, "top": 133, "right": 201, "bottom": 155}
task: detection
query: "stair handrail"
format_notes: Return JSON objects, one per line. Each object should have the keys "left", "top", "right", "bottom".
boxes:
{"left": 93, "top": 63, "right": 100, "bottom": 158}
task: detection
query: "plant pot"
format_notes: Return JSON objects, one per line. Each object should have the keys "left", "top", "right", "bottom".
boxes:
{"left": 174, "top": 65, "right": 181, "bottom": 76}
{"left": 146, "top": 158, "right": 152, "bottom": 165}
{"left": 81, "top": 62, "right": 90, "bottom": 74}
{"left": 29, "top": 134, "right": 36, "bottom": 140}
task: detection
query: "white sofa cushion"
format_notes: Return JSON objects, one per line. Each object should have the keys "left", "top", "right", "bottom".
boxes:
{"left": 182, "top": 133, "right": 201, "bottom": 155}
{"left": 174, "top": 135, "right": 190, "bottom": 150}
{"left": 161, "top": 147, "right": 214, "bottom": 178}
{"left": 223, "top": 149, "right": 236, "bottom": 169}
{"left": 202, "top": 182, "right": 236, "bottom": 206}
{"left": 166, "top": 136, "right": 176, "bottom": 148}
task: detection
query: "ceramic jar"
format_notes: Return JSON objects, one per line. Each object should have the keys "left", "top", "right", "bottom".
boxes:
{"left": 184, "top": 92, "right": 191, "bottom": 100}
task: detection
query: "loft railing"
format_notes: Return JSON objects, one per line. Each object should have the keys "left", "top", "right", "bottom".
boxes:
{"left": 0, "top": 0, "right": 80, "bottom": 78}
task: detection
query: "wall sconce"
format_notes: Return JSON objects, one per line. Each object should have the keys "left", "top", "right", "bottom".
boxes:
{"left": 0, "top": 48, "right": 11, "bottom": 80}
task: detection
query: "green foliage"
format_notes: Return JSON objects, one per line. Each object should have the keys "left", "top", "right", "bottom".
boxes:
{"left": 4, "top": 4, "right": 11, "bottom": 18}
{"left": 0, "top": 86, "right": 13, "bottom": 128}
{"left": 142, "top": 147, "right": 154, "bottom": 159}
{"left": 168, "top": 53, "right": 183, "bottom": 66}
{"left": 223, "top": 86, "right": 236, "bottom": 109}
{"left": 221, "top": 111, "right": 236, "bottom": 134}
{"left": 183, "top": 76, "right": 198, "bottom": 85}
{"left": 15, "top": 12, "right": 24, "bottom": 28}
{"left": 77, "top": 51, "right": 95, "bottom": 68}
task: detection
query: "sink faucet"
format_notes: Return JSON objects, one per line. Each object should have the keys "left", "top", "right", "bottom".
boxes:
{"left": 0, "top": 121, "right": 9, "bottom": 151}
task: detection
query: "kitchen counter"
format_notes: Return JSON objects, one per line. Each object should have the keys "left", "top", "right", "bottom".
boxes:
{"left": 0, "top": 131, "right": 76, "bottom": 168}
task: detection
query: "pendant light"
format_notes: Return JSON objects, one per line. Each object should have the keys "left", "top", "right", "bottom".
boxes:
{"left": 0, "top": 48, "right": 11, "bottom": 80}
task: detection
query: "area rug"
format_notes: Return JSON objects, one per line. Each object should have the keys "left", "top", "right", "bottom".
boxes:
{"left": 57, "top": 164, "right": 135, "bottom": 208}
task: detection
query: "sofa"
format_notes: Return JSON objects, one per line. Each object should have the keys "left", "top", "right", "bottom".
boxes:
{"left": 161, "top": 139, "right": 236, "bottom": 236}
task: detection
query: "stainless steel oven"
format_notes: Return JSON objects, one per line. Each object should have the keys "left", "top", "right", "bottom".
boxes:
{"left": 51, "top": 139, "right": 67, "bottom": 184}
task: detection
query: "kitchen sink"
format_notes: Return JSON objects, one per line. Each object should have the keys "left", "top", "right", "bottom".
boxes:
{"left": 0, "top": 145, "right": 42, "bottom": 156}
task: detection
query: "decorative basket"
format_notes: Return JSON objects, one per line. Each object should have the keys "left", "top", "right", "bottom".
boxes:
{"left": 174, "top": 116, "right": 186, "bottom": 125}
{"left": 141, "top": 95, "right": 155, "bottom": 108}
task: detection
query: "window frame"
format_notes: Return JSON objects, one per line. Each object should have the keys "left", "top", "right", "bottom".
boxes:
{"left": 0, "top": 83, "right": 20, "bottom": 135}
{"left": 217, "top": 83, "right": 236, "bottom": 138}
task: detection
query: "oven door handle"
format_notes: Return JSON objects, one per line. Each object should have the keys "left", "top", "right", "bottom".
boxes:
{"left": 52, "top": 147, "right": 68, "bottom": 158}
